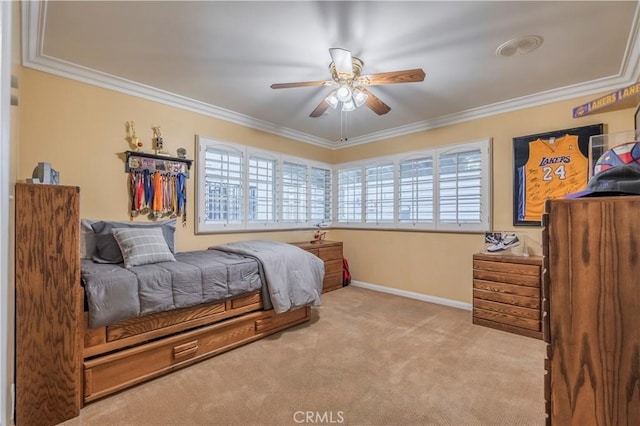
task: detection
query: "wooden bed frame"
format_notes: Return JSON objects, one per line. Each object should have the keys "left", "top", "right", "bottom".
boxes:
{"left": 82, "top": 291, "right": 310, "bottom": 403}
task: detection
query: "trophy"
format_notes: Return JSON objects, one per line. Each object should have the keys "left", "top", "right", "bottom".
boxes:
{"left": 152, "top": 126, "right": 164, "bottom": 154}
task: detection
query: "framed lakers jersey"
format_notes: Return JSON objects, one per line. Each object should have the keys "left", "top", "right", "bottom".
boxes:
{"left": 513, "top": 124, "right": 603, "bottom": 226}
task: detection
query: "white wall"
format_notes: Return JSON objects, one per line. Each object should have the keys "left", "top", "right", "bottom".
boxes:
{"left": 0, "top": 2, "right": 14, "bottom": 424}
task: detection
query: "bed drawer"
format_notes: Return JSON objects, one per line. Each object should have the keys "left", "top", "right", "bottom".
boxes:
{"left": 83, "top": 308, "right": 310, "bottom": 403}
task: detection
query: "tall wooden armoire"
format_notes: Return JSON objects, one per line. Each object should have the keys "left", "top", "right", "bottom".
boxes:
{"left": 543, "top": 196, "right": 640, "bottom": 425}
{"left": 15, "top": 183, "right": 81, "bottom": 425}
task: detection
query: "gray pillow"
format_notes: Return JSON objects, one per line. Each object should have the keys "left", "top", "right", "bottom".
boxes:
{"left": 91, "top": 218, "right": 177, "bottom": 264}
{"left": 80, "top": 218, "right": 98, "bottom": 259}
{"left": 111, "top": 227, "right": 176, "bottom": 268}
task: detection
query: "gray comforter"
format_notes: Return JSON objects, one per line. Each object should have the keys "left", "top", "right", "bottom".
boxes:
{"left": 212, "top": 240, "right": 324, "bottom": 313}
{"left": 82, "top": 241, "right": 325, "bottom": 328}
{"left": 82, "top": 249, "right": 262, "bottom": 328}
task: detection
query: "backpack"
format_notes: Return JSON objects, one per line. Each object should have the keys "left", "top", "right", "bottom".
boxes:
{"left": 342, "top": 258, "right": 351, "bottom": 286}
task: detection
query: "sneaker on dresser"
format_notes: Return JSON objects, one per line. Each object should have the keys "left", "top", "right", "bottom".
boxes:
{"left": 487, "top": 234, "right": 520, "bottom": 253}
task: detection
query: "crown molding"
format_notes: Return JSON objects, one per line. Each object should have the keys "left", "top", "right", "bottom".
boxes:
{"left": 23, "top": 1, "right": 640, "bottom": 151}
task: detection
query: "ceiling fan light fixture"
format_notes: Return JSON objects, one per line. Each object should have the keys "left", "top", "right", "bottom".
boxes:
{"left": 341, "top": 99, "right": 356, "bottom": 112}
{"left": 336, "top": 85, "right": 352, "bottom": 103}
{"left": 325, "top": 92, "right": 339, "bottom": 109}
{"left": 353, "top": 89, "right": 368, "bottom": 107}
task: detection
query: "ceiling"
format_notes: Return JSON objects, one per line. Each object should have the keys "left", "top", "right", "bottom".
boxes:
{"left": 23, "top": 1, "right": 640, "bottom": 148}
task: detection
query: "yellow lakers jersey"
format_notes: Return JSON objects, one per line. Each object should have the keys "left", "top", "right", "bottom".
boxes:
{"left": 518, "top": 134, "right": 587, "bottom": 222}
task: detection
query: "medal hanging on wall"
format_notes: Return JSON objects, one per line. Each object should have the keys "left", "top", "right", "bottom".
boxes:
{"left": 129, "top": 169, "right": 187, "bottom": 222}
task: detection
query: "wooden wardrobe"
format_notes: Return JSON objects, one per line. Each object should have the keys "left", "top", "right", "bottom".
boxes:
{"left": 543, "top": 196, "right": 640, "bottom": 425}
{"left": 15, "top": 183, "right": 81, "bottom": 425}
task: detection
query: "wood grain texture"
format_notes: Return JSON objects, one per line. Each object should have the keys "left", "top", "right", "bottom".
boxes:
{"left": 472, "top": 317, "right": 542, "bottom": 340}
{"left": 472, "top": 254, "right": 542, "bottom": 339}
{"left": 546, "top": 197, "right": 640, "bottom": 425}
{"left": 15, "top": 183, "right": 81, "bottom": 425}
{"left": 84, "top": 293, "right": 263, "bottom": 358}
{"left": 84, "top": 307, "right": 310, "bottom": 403}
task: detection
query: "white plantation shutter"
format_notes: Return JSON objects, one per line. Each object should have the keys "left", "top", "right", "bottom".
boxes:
{"left": 248, "top": 154, "right": 277, "bottom": 224}
{"left": 310, "top": 167, "right": 331, "bottom": 223}
{"left": 365, "top": 163, "right": 394, "bottom": 223}
{"left": 334, "top": 138, "right": 490, "bottom": 231}
{"left": 398, "top": 156, "right": 434, "bottom": 225}
{"left": 337, "top": 168, "right": 362, "bottom": 223}
{"left": 436, "top": 141, "right": 490, "bottom": 231}
{"left": 202, "top": 146, "right": 243, "bottom": 225}
{"left": 281, "top": 161, "right": 307, "bottom": 223}
{"left": 196, "top": 135, "right": 490, "bottom": 233}
{"left": 438, "top": 149, "right": 482, "bottom": 224}
{"left": 196, "top": 136, "right": 332, "bottom": 233}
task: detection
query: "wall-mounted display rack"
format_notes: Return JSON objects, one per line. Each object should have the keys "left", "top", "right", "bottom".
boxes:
{"left": 125, "top": 151, "right": 193, "bottom": 178}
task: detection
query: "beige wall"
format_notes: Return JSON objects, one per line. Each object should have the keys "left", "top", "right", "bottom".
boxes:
{"left": 16, "top": 67, "right": 637, "bottom": 307}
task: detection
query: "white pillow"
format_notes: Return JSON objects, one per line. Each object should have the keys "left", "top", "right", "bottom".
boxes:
{"left": 111, "top": 227, "right": 176, "bottom": 268}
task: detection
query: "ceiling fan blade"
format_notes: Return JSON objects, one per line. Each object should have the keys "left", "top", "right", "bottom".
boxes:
{"left": 310, "top": 99, "right": 330, "bottom": 118}
{"left": 360, "top": 87, "right": 391, "bottom": 115}
{"left": 329, "top": 48, "right": 353, "bottom": 78}
{"left": 271, "top": 80, "right": 334, "bottom": 89}
{"left": 356, "top": 69, "right": 426, "bottom": 85}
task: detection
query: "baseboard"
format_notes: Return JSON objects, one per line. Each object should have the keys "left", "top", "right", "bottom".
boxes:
{"left": 349, "top": 280, "right": 472, "bottom": 311}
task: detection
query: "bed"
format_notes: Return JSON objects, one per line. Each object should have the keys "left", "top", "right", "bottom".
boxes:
{"left": 80, "top": 219, "right": 324, "bottom": 403}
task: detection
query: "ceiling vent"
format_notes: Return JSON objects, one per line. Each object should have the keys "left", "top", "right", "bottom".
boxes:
{"left": 496, "top": 35, "right": 544, "bottom": 57}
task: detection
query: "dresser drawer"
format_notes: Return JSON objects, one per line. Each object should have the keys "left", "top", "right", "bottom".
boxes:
{"left": 324, "top": 258, "right": 342, "bottom": 275}
{"left": 473, "top": 308, "right": 541, "bottom": 331}
{"left": 319, "top": 245, "right": 342, "bottom": 261}
{"left": 473, "top": 279, "right": 540, "bottom": 298}
{"left": 473, "top": 288, "right": 540, "bottom": 309}
{"left": 473, "top": 269, "right": 540, "bottom": 287}
{"left": 473, "top": 259, "right": 540, "bottom": 276}
{"left": 474, "top": 298, "right": 540, "bottom": 320}
{"left": 323, "top": 272, "right": 343, "bottom": 292}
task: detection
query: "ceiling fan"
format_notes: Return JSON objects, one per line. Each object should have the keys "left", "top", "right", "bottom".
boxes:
{"left": 271, "top": 48, "right": 426, "bottom": 118}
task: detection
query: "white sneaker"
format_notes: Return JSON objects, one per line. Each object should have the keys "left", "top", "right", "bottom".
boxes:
{"left": 502, "top": 234, "right": 520, "bottom": 248}
{"left": 487, "top": 235, "right": 520, "bottom": 252}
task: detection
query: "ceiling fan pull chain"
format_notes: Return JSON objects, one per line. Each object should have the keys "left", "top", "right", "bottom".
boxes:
{"left": 340, "top": 109, "right": 348, "bottom": 143}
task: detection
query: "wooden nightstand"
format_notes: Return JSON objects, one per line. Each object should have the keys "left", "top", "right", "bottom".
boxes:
{"left": 472, "top": 253, "right": 543, "bottom": 339}
{"left": 293, "top": 241, "right": 344, "bottom": 293}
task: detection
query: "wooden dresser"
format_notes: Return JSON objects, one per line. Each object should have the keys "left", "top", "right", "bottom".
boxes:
{"left": 15, "top": 184, "right": 82, "bottom": 425}
{"left": 472, "top": 253, "right": 543, "bottom": 339}
{"left": 293, "top": 240, "right": 343, "bottom": 293}
{"left": 543, "top": 197, "right": 640, "bottom": 425}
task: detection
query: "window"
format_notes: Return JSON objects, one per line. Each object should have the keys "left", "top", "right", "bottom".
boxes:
{"left": 197, "top": 135, "right": 490, "bottom": 233}
{"left": 281, "top": 161, "right": 308, "bottom": 223}
{"left": 247, "top": 153, "right": 276, "bottom": 224}
{"left": 337, "top": 168, "right": 362, "bottom": 223}
{"left": 310, "top": 167, "right": 332, "bottom": 224}
{"left": 365, "top": 163, "right": 394, "bottom": 223}
{"left": 201, "top": 145, "right": 243, "bottom": 226}
{"left": 398, "top": 156, "right": 434, "bottom": 225}
{"left": 438, "top": 148, "right": 483, "bottom": 226}
{"left": 196, "top": 136, "right": 332, "bottom": 233}
{"left": 334, "top": 138, "right": 491, "bottom": 231}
